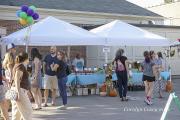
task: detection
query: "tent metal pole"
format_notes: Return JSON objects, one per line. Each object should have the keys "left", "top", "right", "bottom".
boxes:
{"left": 26, "top": 41, "right": 28, "bottom": 53}
{"left": 67, "top": 46, "right": 71, "bottom": 63}
{"left": 105, "top": 52, "right": 108, "bottom": 63}
{"left": 125, "top": 46, "right": 127, "bottom": 56}
{"left": 0, "top": 40, "right": 6, "bottom": 59}
{"left": 132, "top": 46, "right": 135, "bottom": 61}
{"left": 168, "top": 46, "right": 172, "bottom": 81}
{"left": 25, "top": 25, "right": 32, "bottom": 53}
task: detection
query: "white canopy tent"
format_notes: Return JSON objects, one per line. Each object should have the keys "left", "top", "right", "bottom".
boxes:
{"left": 90, "top": 20, "right": 170, "bottom": 46}
{"left": 2, "top": 16, "right": 105, "bottom": 46}
{"left": 90, "top": 20, "right": 171, "bottom": 64}
{"left": 170, "top": 39, "right": 180, "bottom": 47}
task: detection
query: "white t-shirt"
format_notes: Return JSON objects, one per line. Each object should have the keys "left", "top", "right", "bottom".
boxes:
{"left": 72, "top": 58, "right": 84, "bottom": 71}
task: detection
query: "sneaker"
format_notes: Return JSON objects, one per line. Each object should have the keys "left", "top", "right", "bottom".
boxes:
{"left": 42, "top": 103, "right": 48, "bottom": 107}
{"left": 145, "top": 98, "right": 153, "bottom": 105}
{"left": 148, "top": 100, "right": 153, "bottom": 105}
{"left": 122, "top": 97, "right": 128, "bottom": 102}
{"left": 144, "top": 98, "right": 150, "bottom": 105}
{"left": 57, "top": 105, "right": 67, "bottom": 110}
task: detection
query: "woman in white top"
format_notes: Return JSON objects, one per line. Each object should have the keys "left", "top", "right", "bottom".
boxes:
{"left": 2, "top": 52, "right": 15, "bottom": 112}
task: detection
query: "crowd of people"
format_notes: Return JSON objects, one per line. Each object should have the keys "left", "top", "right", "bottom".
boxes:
{"left": 114, "top": 49, "right": 165, "bottom": 104}
{"left": 0, "top": 43, "right": 166, "bottom": 119}
{"left": 0, "top": 44, "right": 75, "bottom": 120}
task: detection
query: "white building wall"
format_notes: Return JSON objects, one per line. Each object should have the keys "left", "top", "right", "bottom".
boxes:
{"left": 147, "top": 1, "right": 180, "bottom": 26}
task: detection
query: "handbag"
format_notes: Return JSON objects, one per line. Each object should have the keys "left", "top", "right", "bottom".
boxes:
{"left": 109, "top": 84, "right": 117, "bottom": 97}
{"left": 5, "top": 88, "right": 18, "bottom": 101}
{"left": 5, "top": 65, "right": 18, "bottom": 101}
{"left": 166, "top": 80, "right": 173, "bottom": 93}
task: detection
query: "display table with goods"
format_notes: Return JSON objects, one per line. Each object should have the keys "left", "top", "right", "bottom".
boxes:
{"left": 65, "top": 71, "right": 170, "bottom": 86}
{"left": 39, "top": 66, "right": 170, "bottom": 96}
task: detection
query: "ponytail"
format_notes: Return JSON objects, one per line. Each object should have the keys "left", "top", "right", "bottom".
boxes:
{"left": 144, "top": 51, "right": 150, "bottom": 63}
{"left": 15, "top": 52, "right": 28, "bottom": 64}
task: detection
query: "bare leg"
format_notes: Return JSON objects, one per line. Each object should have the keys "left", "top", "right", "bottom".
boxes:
{"left": 0, "top": 100, "right": 9, "bottom": 120}
{"left": 158, "top": 80, "right": 163, "bottom": 98}
{"left": 51, "top": 89, "right": 56, "bottom": 105}
{"left": 5, "top": 100, "right": 10, "bottom": 112}
{"left": 147, "top": 82, "right": 154, "bottom": 98}
{"left": 37, "top": 89, "right": 42, "bottom": 108}
{"left": 31, "top": 88, "right": 39, "bottom": 108}
{"left": 144, "top": 81, "right": 148, "bottom": 96}
{"left": 44, "top": 89, "right": 49, "bottom": 105}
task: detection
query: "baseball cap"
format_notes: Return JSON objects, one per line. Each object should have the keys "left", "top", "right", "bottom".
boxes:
{"left": 7, "top": 43, "right": 16, "bottom": 50}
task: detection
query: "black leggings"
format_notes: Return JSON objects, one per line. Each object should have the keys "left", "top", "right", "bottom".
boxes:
{"left": 116, "top": 71, "right": 128, "bottom": 98}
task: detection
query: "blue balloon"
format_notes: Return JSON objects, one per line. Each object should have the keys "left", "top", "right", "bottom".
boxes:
{"left": 16, "top": 10, "right": 21, "bottom": 17}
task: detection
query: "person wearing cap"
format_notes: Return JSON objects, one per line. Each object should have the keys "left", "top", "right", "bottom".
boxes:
{"left": 3, "top": 43, "right": 16, "bottom": 83}
{"left": 7, "top": 43, "right": 16, "bottom": 56}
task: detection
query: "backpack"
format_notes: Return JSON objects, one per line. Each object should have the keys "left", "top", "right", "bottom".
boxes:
{"left": 116, "top": 60, "right": 125, "bottom": 71}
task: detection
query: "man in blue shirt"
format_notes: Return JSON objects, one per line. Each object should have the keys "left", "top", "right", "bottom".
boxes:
{"left": 43, "top": 46, "right": 58, "bottom": 106}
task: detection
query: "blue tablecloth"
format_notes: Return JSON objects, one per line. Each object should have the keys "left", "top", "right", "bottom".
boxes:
{"left": 74, "top": 71, "right": 170, "bottom": 85}
{"left": 160, "top": 71, "right": 170, "bottom": 80}
{"left": 76, "top": 74, "right": 105, "bottom": 85}
{"left": 112, "top": 71, "right": 170, "bottom": 85}
{"left": 67, "top": 74, "right": 76, "bottom": 85}
{"left": 39, "top": 71, "right": 169, "bottom": 86}
{"left": 112, "top": 72, "right": 143, "bottom": 85}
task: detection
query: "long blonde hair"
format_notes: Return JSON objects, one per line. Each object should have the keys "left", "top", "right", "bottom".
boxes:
{"left": 3, "top": 52, "right": 14, "bottom": 69}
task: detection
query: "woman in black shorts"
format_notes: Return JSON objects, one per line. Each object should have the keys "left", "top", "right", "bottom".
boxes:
{"left": 141, "top": 51, "right": 155, "bottom": 105}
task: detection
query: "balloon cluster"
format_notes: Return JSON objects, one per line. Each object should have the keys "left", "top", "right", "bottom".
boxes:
{"left": 16, "top": 5, "right": 39, "bottom": 25}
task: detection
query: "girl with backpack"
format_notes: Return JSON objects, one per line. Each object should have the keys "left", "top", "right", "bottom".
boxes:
{"left": 114, "top": 49, "right": 129, "bottom": 101}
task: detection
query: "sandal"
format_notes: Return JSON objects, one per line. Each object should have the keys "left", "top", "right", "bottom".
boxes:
{"left": 51, "top": 103, "right": 56, "bottom": 106}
